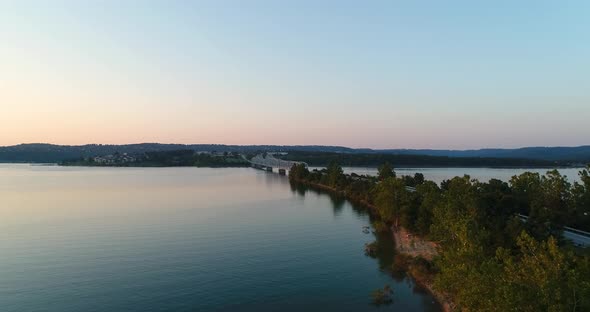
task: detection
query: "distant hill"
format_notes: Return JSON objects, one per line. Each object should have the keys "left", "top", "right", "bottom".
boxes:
{"left": 0, "top": 143, "right": 588, "bottom": 164}
{"left": 0, "top": 143, "right": 359, "bottom": 163}
{"left": 377, "top": 146, "right": 590, "bottom": 162}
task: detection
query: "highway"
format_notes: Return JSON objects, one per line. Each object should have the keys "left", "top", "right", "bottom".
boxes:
{"left": 406, "top": 186, "right": 590, "bottom": 247}
{"left": 515, "top": 214, "right": 590, "bottom": 247}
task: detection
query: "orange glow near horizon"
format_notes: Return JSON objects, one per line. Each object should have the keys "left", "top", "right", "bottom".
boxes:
{"left": 1, "top": 1, "right": 589, "bottom": 149}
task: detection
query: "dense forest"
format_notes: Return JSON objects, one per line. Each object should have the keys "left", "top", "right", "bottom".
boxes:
{"left": 289, "top": 163, "right": 590, "bottom": 311}
{"left": 61, "top": 150, "right": 250, "bottom": 167}
{"left": 280, "top": 151, "right": 564, "bottom": 168}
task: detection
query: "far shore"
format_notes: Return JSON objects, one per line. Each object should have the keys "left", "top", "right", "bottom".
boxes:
{"left": 0, "top": 161, "right": 585, "bottom": 170}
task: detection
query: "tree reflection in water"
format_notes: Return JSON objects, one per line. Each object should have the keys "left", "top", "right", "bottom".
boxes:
{"left": 288, "top": 180, "right": 433, "bottom": 293}
{"left": 288, "top": 181, "right": 395, "bottom": 269}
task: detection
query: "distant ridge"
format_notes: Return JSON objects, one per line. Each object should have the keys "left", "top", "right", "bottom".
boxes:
{"left": 378, "top": 146, "right": 590, "bottom": 162}
{"left": 0, "top": 143, "right": 360, "bottom": 163}
{"left": 0, "top": 143, "right": 588, "bottom": 163}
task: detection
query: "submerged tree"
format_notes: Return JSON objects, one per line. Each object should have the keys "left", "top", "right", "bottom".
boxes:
{"left": 371, "top": 285, "right": 394, "bottom": 306}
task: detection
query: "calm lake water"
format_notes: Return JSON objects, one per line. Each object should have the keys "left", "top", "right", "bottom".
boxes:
{"left": 0, "top": 164, "right": 440, "bottom": 312}
{"left": 316, "top": 167, "right": 585, "bottom": 185}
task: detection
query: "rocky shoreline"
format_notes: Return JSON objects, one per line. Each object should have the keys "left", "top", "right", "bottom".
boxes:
{"left": 290, "top": 177, "right": 453, "bottom": 311}
{"left": 391, "top": 226, "right": 454, "bottom": 312}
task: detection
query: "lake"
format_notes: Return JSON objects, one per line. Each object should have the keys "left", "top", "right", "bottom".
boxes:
{"left": 0, "top": 164, "right": 440, "bottom": 312}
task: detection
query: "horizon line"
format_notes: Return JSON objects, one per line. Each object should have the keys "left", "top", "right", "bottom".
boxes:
{"left": 2, "top": 142, "right": 590, "bottom": 151}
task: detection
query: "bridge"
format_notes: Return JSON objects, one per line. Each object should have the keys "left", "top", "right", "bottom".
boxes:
{"left": 248, "top": 153, "right": 307, "bottom": 174}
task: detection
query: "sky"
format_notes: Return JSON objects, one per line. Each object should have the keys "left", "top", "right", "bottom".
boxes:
{"left": 1, "top": 1, "right": 589, "bottom": 149}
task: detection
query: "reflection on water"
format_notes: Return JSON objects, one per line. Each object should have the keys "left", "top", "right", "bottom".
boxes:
{"left": 289, "top": 182, "right": 367, "bottom": 218}
{"left": 0, "top": 164, "right": 440, "bottom": 312}
{"left": 288, "top": 180, "right": 437, "bottom": 304}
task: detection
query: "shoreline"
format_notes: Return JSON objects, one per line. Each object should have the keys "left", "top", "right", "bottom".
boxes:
{"left": 290, "top": 177, "right": 453, "bottom": 311}
{"left": 0, "top": 161, "right": 584, "bottom": 168}
{"left": 306, "top": 164, "right": 582, "bottom": 169}
{"left": 391, "top": 226, "right": 453, "bottom": 312}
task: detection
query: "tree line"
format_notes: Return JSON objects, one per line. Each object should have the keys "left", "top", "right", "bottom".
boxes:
{"left": 289, "top": 162, "right": 590, "bottom": 311}
{"left": 281, "top": 151, "right": 564, "bottom": 167}
{"left": 62, "top": 150, "right": 250, "bottom": 167}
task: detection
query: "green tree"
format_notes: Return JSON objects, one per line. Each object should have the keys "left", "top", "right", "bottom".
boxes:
{"left": 572, "top": 165, "right": 590, "bottom": 231}
{"left": 430, "top": 176, "right": 487, "bottom": 249}
{"left": 510, "top": 172, "right": 542, "bottom": 215}
{"left": 539, "top": 170, "right": 573, "bottom": 225}
{"left": 289, "top": 163, "right": 309, "bottom": 181}
{"left": 431, "top": 177, "right": 490, "bottom": 304}
{"left": 510, "top": 171, "right": 565, "bottom": 240}
{"left": 326, "top": 161, "right": 344, "bottom": 188}
{"left": 477, "top": 178, "right": 517, "bottom": 249}
{"left": 413, "top": 172, "right": 425, "bottom": 185}
{"left": 414, "top": 181, "right": 440, "bottom": 236}
{"left": 378, "top": 162, "right": 395, "bottom": 180}
{"left": 374, "top": 177, "right": 409, "bottom": 225}
{"left": 494, "top": 231, "right": 590, "bottom": 311}
{"left": 519, "top": 170, "right": 573, "bottom": 240}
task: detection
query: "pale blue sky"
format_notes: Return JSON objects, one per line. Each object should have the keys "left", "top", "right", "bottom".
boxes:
{"left": 1, "top": 1, "right": 588, "bottom": 148}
